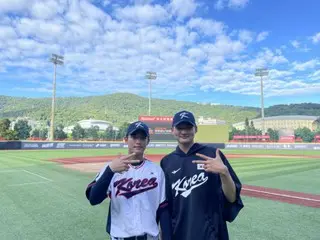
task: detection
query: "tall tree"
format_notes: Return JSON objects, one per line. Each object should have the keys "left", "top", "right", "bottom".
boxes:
{"left": 4, "top": 130, "right": 18, "bottom": 140}
{"left": 72, "top": 124, "right": 85, "bottom": 140}
{"left": 118, "top": 122, "right": 130, "bottom": 139}
{"left": 267, "top": 128, "right": 279, "bottom": 141}
{"left": 54, "top": 124, "right": 67, "bottom": 140}
{"left": 245, "top": 117, "right": 249, "bottom": 128}
{"left": 31, "top": 129, "right": 40, "bottom": 138}
{"left": 85, "top": 126, "right": 100, "bottom": 140}
{"left": 294, "top": 127, "right": 315, "bottom": 142}
{"left": 0, "top": 119, "right": 11, "bottom": 136}
{"left": 14, "top": 120, "right": 32, "bottom": 139}
{"left": 39, "top": 128, "right": 48, "bottom": 139}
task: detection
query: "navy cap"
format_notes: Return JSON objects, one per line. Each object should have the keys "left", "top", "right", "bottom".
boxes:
{"left": 126, "top": 121, "right": 150, "bottom": 137}
{"left": 172, "top": 110, "right": 196, "bottom": 127}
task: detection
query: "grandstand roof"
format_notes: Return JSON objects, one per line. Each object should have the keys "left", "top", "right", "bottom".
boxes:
{"left": 233, "top": 115, "right": 318, "bottom": 126}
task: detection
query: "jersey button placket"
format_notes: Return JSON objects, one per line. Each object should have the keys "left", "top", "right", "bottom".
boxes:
{"left": 133, "top": 168, "right": 139, "bottom": 230}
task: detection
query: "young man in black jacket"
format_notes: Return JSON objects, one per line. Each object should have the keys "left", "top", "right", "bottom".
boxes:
{"left": 160, "top": 110, "right": 244, "bottom": 240}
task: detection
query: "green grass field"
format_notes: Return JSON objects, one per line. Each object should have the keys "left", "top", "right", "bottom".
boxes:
{"left": 0, "top": 148, "right": 319, "bottom": 240}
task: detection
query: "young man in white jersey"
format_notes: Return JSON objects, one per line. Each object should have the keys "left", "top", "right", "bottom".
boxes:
{"left": 86, "top": 121, "right": 172, "bottom": 240}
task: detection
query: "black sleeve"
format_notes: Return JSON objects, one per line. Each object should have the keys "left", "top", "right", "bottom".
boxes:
{"left": 160, "top": 158, "right": 173, "bottom": 214}
{"left": 157, "top": 201, "right": 172, "bottom": 240}
{"left": 85, "top": 166, "right": 115, "bottom": 206}
{"left": 219, "top": 150, "right": 244, "bottom": 222}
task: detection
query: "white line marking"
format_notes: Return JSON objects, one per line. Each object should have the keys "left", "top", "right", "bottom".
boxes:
{"left": 242, "top": 188, "right": 320, "bottom": 202}
{"left": 22, "top": 170, "right": 52, "bottom": 181}
{"left": 8, "top": 181, "right": 51, "bottom": 187}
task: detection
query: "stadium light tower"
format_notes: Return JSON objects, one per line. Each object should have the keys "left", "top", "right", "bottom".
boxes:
{"left": 145, "top": 71, "right": 157, "bottom": 116}
{"left": 255, "top": 68, "right": 269, "bottom": 135}
{"left": 49, "top": 54, "right": 64, "bottom": 141}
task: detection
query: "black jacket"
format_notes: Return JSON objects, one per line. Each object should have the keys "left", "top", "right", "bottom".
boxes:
{"left": 160, "top": 143, "right": 244, "bottom": 240}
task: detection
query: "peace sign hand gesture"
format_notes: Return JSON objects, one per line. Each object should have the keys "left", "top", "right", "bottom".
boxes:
{"left": 109, "top": 153, "right": 141, "bottom": 173}
{"left": 192, "top": 149, "right": 228, "bottom": 175}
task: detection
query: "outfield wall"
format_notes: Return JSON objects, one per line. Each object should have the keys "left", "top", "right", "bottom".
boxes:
{"left": 0, "top": 141, "right": 225, "bottom": 150}
{"left": 225, "top": 143, "right": 320, "bottom": 150}
{"left": 0, "top": 141, "right": 319, "bottom": 150}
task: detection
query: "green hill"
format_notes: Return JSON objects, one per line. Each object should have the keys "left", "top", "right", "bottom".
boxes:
{"left": 1, "top": 94, "right": 319, "bottom": 128}
{"left": 257, "top": 103, "right": 320, "bottom": 118}
{"left": 0, "top": 93, "right": 259, "bottom": 127}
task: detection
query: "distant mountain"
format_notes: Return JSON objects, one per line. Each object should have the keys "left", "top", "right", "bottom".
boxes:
{"left": 0, "top": 93, "right": 259, "bottom": 127}
{"left": 0, "top": 94, "right": 319, "bottom": 128}
{"left": 257, "top": 103, "right": 320, "bottom": 118}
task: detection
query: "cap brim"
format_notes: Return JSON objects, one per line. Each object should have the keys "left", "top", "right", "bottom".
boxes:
{"left": 173, "top": 120, "right": 196, "bottom": 127}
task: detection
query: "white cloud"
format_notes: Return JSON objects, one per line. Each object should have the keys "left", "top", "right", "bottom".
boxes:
{"left": 187, "top": 18, "right": 225, "bottom": 36}
{"left": 187, "top": 48, "right": 207, "bottom": 61}
{"left": 309, "top": 70, "right": 320, "bottom": 81}
{"left": 0, "top": 0, "right": 318, "bottom": 101}
{"left": 256, "top": 31, "right": 269, "bottom": 42}
{"left": 115, "top": 4, "right": 169, "bottom": 24}
{"left": 222, "top": 48, "right": 288, "bottom": 71}
{"left": 215, "top": 0, "right": 249, "bottom": 10}
{"left": 269, "top": 69, "right": 294, "bottom": 79}
{"left": 30, "top": 0, "right": 60, "bottom": 19}
{"left": 292, "top": 59, "right": 320, "bottom": 71}
{"left": 228, "top": 0, "right": 250, "bottom": 9}
{"left": 238, "top": 30, "right": 253, "bottom": 43}
{"left": 214, "top": 0, "right": 225, "bottom": 10}
{"left": 311, "top": 32, "right": 320, "bottom": 44}
{"left": 130, "top": 0, "right": 155, "bottom": 4}
{"left": 169, "top": 0, "right": 198, "bottom": 20}
{"left": 103, "top": 0, "right": 111, "bottom": 6}
{"left": 0, "top": 26, "right": 16, "bottom": 39}
{"left": 15, "top": 18, "right": 65, "bottom": 42}
{"left": 291, "top": 40, "right": 300, "bottom": 48}
{"left": 0, "top": 0, "right": 33, "bottom": 14}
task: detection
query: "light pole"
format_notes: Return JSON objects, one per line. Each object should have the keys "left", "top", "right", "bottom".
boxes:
{"left": 255, "top": 68, "right": 269, "bottom": 135}
{"left": 49, "top": 54, "right": 64, "bottom": 141}
{"left": 145, "top": 71, "right": 157, "bottom": 116}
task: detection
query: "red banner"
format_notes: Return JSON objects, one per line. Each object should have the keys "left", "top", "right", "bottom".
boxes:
{"left": 315, "top": 135, "right": 320, "bottom": 140}
{"left": 139, "top": 116, "right": 173, "bottom": 122}
{"left": 278, "top": 136, "right": 295, "bottom": 142}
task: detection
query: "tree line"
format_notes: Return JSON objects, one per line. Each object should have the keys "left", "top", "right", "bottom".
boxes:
{"left": 0, "top": 118, "right": 130, "bottom": 141}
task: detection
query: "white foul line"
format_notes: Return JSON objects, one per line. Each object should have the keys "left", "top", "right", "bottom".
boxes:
{"left": 8, "top": 181, "right": 51, "bottom": 187}
{"left": 22, "top": 170, "right": 52, "bottom": 181}
{"left": 242, "top": 188, "right": 320, "bottom": 202}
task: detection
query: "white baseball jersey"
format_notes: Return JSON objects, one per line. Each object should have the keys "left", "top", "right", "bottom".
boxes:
{"left": 94, "top": 159, "right": 167, "bottom": 239}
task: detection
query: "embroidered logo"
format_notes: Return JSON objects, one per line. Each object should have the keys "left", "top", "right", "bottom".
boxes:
{"left": 114, "top": 177, "right": 158, "bottom": 198}
{"left": 172, "top": 172, "right": 208, "bottom": 198}
{"left": 135, "top": 122, "right": 143, "bottom": 128}
{"left": 172, "top": 168, "right": 181, "bottom": 174}
{"left": 179, "top": 112, "right": 189, "bottom": 119}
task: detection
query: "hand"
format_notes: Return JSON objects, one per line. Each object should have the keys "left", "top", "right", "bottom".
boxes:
{"left": 109, "top": 153, "right": 141, "bottom": 173}
{"left": 192, "top": 149, "right": 228, "bottom": 175}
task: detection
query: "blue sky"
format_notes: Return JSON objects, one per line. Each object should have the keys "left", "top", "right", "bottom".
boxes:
{"left": 0, "top": 0, "right": 319, "bottom": 107}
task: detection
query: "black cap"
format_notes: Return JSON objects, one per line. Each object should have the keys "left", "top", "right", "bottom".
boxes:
{"left": 126, "top": 121, "right": 150, "bottom": 137}
{"left": 172, "top": 110, "right": 196, "bottom": 127}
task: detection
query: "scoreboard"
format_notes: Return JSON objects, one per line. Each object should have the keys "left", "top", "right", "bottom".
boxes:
{"left": 138, "top": 116, "right": 175, "bottom": 141}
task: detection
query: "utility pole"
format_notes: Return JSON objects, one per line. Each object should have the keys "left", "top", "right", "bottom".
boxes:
{"left": 255, "top": 68, "right": 269, "bottom": 135}
{"left": 49, "top": 54, "right": 64, "bottom": 141}
{"left": 145, "top": 71, "right": 157, "bottom": 116}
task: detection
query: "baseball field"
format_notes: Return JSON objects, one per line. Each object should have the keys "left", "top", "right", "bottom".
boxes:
{"left": 0, "top": 148, "right": 319, "bottom": 240}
